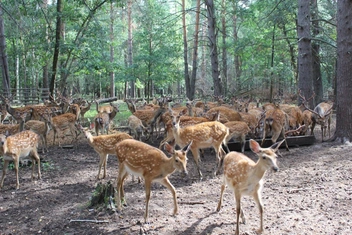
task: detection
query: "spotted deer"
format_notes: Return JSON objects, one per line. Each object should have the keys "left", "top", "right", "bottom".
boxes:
{"left": 170, "top": 111, "right": 229, "bottom": 180}
{"left": 127, "top": 115, "right": 150, "bottom": 141}
{"left": 0, "top": 130, "right": 41, "bottom": 189}
{"left": 81, "top": 128, "right": 133, "bottom": 179}
{"left": 261, "top": 103, "right": 289, "bottom": 150}
{"left": 94, "top": 103, "right": 119, "bottom": 136}
{"left": 224, "top": 121, "right": 251, "bottom": 153}
{"left": 24, "top": 113, "right": 52, "bottom": 153}
{"left": 305, "top": 102, "right": 333, "bottom": 141}
{"left": 216, "top": 139, "right": 285, "bottom": 235}
{"left": 115, "top": 139, "right": 191, "bottom": 223}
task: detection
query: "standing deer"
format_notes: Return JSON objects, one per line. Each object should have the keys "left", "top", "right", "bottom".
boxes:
{"left": 115, "top": 139, "right": 191, "bottom": 223}
{"left": 170, "top": 111, "right": 229, "bottom": 180}
{"left": 307, "top": 102, "right": 333, "bottom": 141}
{"left": 0, "top": 130, "right": 41, "bottom": 189}
{"left": 216, "top": 139, "right": 285, "bottom": 235}
{"left": 81, "top": 128, "right": 133, "bottom": 179}
{"left": 94, "top": 103, "right": 119, "bottom": 136}
{"left": 261, "top": 103, "right": 289, "bottom": 150}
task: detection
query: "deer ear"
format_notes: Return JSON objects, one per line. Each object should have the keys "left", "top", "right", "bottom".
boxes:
{"left": 182, "top": 141, "right": 192, "bottom": 153}
{"left": 164, "top": 142, "right": 175, "bottom": 155}
{"left": 270, "top": 139, "right": 285, "bottom": 152}
{"left": 249, "top": 139, "right": 261, "bottom": 153}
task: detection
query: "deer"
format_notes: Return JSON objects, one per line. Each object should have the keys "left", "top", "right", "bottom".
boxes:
{"left": 206, "top": 106, "right": 242, "bottom": 122}
{"left": 0, "top": 130, "right": 41, "bottom": 189}
{"left": 0, "top": 95, "right": 33, "bottom": 123}
{"left": 216, "top": 139, "right": 285, "bottom": 235}
{"left": 170, "top": 110, "right": 229, "bottom": 180}
{"left": 127, "top": 115, "right": 150, "bottom": 141}
{"left": 81, "top": 127, "right": 133, "bottom": 179}
{"left": 299, "top": 91, "right": 333, "bottom": 141}
{"left": 94, "top": 103, "right": 119, "bottom": 136}
{"left": 51, "top": 104, "right": 81, "bottom": 146}
{"left": 114, "top": 139, "right": 191, "bottom": 223}
{"left": 261, "top": 103, "right": 289, "bottom": 151}
{"left": 24, "top": 113, "right": 52, "bottom": 153}
{"left": 224, "top": 121, "right": 251, "bottom": 153}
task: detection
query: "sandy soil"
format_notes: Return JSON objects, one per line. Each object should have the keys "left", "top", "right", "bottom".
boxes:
{"left": 0, "top": 119, "right": 351, "bottom": 235}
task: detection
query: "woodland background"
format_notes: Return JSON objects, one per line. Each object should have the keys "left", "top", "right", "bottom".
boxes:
{"left": 0, "top": 0, "right": 351, "bottom": 141}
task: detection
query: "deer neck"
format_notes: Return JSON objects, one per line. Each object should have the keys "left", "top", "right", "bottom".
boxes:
{"left": 159, "top": 157, "right": 177, "bottom": 177}
{"left": 251, "top": 160, "right": 267, "bottom": 182}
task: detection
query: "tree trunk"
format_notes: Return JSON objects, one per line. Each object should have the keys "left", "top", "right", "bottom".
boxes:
{"left": 189, "top": 0, "right": 200, "bottom": 101}
{"left": 297, "top": 0, "right": 314, "bottom": 107}
{"left": 233, "top": 7, "right": 241, "bottom": 93}
{"left": 109, "top": 2, "right": 115, "bottom": 97}
{"left": 49, "top": 0, "right": 63, "bottom": 97}
{"left": 335, "top": 0, "right": 352, "bottom": 142}
{"left": 0, "top": 4, "right": 10, "bottom": 95}
{"left": 311, "top": 0, "right": 323, "bottom": 105}
{"left": 127, "top": 0, "right": 135, "bottom": 98}
{"left": 205, "top": 0, "right": 222, "bottom": 97}
{"left": 221, "top": 0, "right": 228, "bottom": 97}
{"left": 182, "top": 0, "right": 191, "bottom": 100}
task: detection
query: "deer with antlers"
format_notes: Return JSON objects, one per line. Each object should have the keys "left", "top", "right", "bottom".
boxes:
{"left": 216, "top": 139, "right": 285, "bottom": 235}
{"left": 0, "top": 130, "right": 41, "bottom": 189}
{"left": 115, "top": 139, "right": 191, "bottom": 223}
{"left": 299, "top": 91, "right": 333, "bottom": 141}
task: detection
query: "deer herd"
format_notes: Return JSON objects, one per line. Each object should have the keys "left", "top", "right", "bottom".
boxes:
{"left": 0, "top": 92, "right": 334, "bottom": 234}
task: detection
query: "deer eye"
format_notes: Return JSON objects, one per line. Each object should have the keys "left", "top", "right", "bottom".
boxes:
{"left": 262, "top": 156, "right": 267, "bottom": 160}
{"left": 175, "top": 158, "right": 179, "bottom": 163}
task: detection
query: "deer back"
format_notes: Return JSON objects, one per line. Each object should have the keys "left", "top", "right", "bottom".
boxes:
{"left": 0, "top": 130, "right": 39, "bottom": 157}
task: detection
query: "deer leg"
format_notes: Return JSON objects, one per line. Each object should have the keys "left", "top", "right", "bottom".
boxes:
{"left": 14, "top": 158, "right": 20, "bottom": 189}
{"left": 190, "top": 148, "right": 202, "bottom": 180}
{"left": 214, "top": 145, "right": 223, "bottom": 176}
{"left": 31, "top": 150, "right": 42, "bottom": 180}
{"left": 235, "top": 194, "right": 241, "bottom": 235}
{"left": 216, "top": 183, "right": 226, "bottom": 212}
{"left": 159, "top": 177, "right": 178, "bottom": 216}
{"left": 103, "top": 155, "right": 108, "bottom": 179}
{"left": 97, "top": 153, "right": 106, "bottom": 179}
{"left": 253, "top": 190, "right": 264, "bottom": 234}
{"left": 116, "top": 164, "right": 127, "bottom": 211}
{"left": 144, "top": 179, "right": 152, "bottom": 223}
{"left": 0, "top": 160, "right": 9, "bottom": 189}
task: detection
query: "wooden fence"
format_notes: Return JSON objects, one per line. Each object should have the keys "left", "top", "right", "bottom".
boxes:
{"left": 2, "top": 88, "right": 50, "bottom": 105}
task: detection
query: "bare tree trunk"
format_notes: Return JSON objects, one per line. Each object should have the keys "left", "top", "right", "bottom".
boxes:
{"left": 189, "top": 0, "right": 200, "bottom": 101}
{"left": 269, "top": 24, "right": 276, "bottom": 103}
{"left": 0, "top": 4, "right": 10, "bottom": 94}
{"left": 205, "top": 0, "right": 222, "bottom": 97}
{"left": 297, "top": 0, "right": 314, "bottom": 107}
{"left": 127, "top": 0, "right": 135, "bottom": 98}
{"left": 281, "top": 24, "right": 297, "bottom": 87}
{"left": 335, "top": 0, "right": 352, "bottom": 142}
{"left": 233, "top": 8, "right": 241, "bottom": 93}
{"left": 182, "top": 0, "right": 191, "bottom": 100}
{"left": 311, "top": 0, "right": 323, "bottom": 105}
{"left": 221, "top": 0, "right": 228, "bottom": 97}
{"left": 109, "top": 2, "right": 115, "bottom": 97}
{"left": 49, "top": 0, "right": 63, "bottom": 97}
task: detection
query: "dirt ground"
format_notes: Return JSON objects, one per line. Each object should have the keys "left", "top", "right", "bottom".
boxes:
{"left": 0, "top": 118, "right": 351, "bottom": 235}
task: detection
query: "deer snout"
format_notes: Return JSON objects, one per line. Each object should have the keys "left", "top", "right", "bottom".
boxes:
{"left": 272, "top": 166, "right": 279, "bottom": 172}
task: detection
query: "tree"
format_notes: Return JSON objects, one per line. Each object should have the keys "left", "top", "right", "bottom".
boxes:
{"left": 297, "top": 0, "right": 314, "bottom": 107}
{"left": 205, "top": 0, "right": 222, "bottom": 97}
{"left": 0, "top": 3, "right": 10, "bottom": 94}
{"left": 335, "top": 0, "right": 352, "bottom": 143}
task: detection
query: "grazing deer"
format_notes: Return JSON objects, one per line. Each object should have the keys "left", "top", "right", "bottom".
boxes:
{"left": 94, "top": 103, "right": 119, "bottom": 136}
{"left": 0, "top": 130, "right": 41, "bottom": 189}
{"left": 51, "top": 104, "right": 81, "bottom": 146}
{"left": 307, "top": 102, "right": 333, "bottom": 141}
{"left": 127, "top": 115, "right": 150, "bottom": 141}
{"left": 171, "top": 111, "right": 229, "bottom": 180}
{"left": 115, "top": 139, "right": 191, "bottom": 223}
{"left": 24, "top": 114, "right": 52, "bottom": 153}
{"left": 224, "top": 121, "right": 251, "bottom": 153}
{"left": 299, "top": 91, "right": 333, "bottom": 141}
{"left": 261, "top": 103, "right": 289, "bottom": 150}
{"left": 81, "top": 128, "right": 133, "bottom": 179}
{"left": 216, "top": 139, "right": 285, "bottom": 235}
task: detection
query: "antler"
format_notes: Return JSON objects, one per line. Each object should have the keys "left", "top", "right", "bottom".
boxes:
{"left": 285, "top": 124, "right": 305, "bottom": 137}
{"left": 298, "top": 90, "right": 321, "bottom": 116}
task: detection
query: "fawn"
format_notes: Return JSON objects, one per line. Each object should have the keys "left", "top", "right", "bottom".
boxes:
{"left": 0, "top": 130, "right": 41, "bottom": 189}
{"left": 115, "top": 139, "right": 191, "bottom": 223}
{"left": 216, "top": 139, "right": 285, "bottom": 235}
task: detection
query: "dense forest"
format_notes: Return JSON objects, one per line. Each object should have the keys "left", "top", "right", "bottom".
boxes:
{"left": 0, "top": 0, "right": 351, "bottom": 141}
{"left": 0, "top": 0, "right": 336, "bottom": 101}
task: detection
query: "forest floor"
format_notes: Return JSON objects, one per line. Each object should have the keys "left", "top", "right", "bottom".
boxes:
{"left": 0, "top": 117, "right": 351, "bottom": 235}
